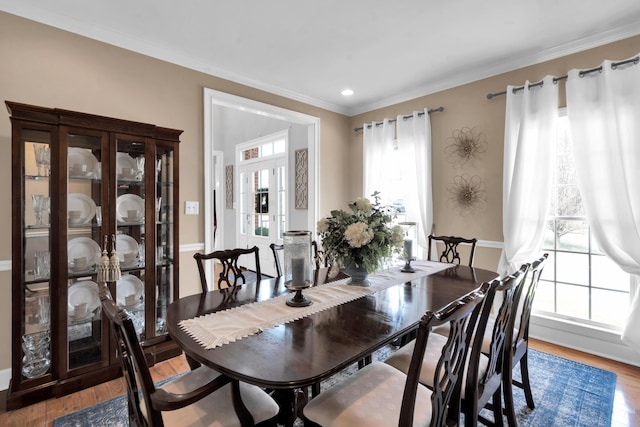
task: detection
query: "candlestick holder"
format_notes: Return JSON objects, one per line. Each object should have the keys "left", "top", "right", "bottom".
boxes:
{"left": 283, "top": 230, "right": 313, "bottom": 307}
{"left": 399, "top": 222, "right": 417, "bottom": 273}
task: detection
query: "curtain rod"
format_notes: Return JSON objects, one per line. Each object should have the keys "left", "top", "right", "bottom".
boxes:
{"left": 485, "top": 56, "right": 639, "bottom": 99}
{"left": 353, "top": 106, "right": 444, "bottom": 132}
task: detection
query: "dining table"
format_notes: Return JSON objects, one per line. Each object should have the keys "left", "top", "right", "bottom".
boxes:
{"left": 166, "top": 261, "right": 498, "bottom": 425}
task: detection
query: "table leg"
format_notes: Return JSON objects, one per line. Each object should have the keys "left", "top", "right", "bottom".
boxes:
{"left": 271, "top": 388, "right": 308, "bottom": 426}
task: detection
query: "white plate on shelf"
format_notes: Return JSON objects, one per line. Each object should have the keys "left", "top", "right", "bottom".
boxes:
{"left": 116, "top": 234, "right": 139, "bottom": 266}
{"left": 68, "top": 281, "right": 100, "bottom": 321}
{"left": 116, "top": 194, "right": 145, "bottom": 223}
{"left": 116, "top": 274, "right": 144, "bottom": 308}
{"left": 68, "top": 148, "right": 99, "bottom": 177}
{"left": 68, "top": 193, "right": 96, "bottom": 224}
{"left": 116, "top": 152, "right": 138, "bottom": 178}
{"left": 68, "top": 237, "right": 101, "bottom": 267}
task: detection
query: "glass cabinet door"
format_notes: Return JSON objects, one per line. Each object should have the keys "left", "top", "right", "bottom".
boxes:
{"left": 22, "top": 129, "right": 52, "bottom": 381}
{"left": 115, "top": 136, "right": 147, "bottom": 339}
{"left": 66, "top": 130, "right": 105, "bottom": 371}
{"left": 155, "top": 145, "right": 175, "bottom": 336}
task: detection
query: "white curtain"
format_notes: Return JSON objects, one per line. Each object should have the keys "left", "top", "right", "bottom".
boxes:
{"left": 565, "top": 54, "right": 640, "bottom": 353}
{"left": 396, "top": 110, "right": 433, "bottom": 252}
{"left": 363, "top": 119, "right": 394, "bottom": 200}
{"left": 498, "top": 76, "right": 558, "bottom": 276}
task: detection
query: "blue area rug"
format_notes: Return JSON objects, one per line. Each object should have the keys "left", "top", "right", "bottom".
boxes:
{"left": 53, "top": 348, "right": 615, "bottom": 427}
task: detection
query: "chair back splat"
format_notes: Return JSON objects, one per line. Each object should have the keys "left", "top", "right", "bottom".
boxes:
{"left": 464, "top": 265, "right": 529, "bottom": 427}
{"left": 303, "top": 283, "right": 488, "bottom": 427}
{"left": 99, "top": 283, "right": 279, "bottom": 427}
{"left": 503, "top": 253, "right": 548, "bottom": 426}
{"left": 194, "top": 246, "right": 261, "bottom": 292}
{"left": 404, "top": 284, "right": 489, "bottom": 426}
{"left": 269, "top": 243, "right": 284, "bottom": 278}
{"left": 428, "top": 234, "right": 478, "bottom": 266}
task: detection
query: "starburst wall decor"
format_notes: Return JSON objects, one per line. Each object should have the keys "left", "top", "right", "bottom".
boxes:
{"left": 446, "top": 174, "right": 487, "bottom": 216}
{"left": 444, "top": 126, "right": 488, "bottom": 169}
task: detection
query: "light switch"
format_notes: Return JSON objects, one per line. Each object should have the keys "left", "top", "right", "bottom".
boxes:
{"left": 185, "top": 201, "right": 199, "bottom": 215}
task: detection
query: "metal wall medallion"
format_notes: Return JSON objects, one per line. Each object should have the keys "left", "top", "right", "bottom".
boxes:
{"left": 444, "top": 126, "right": 488, "bottom": 169}
{"left": 295, "top": 148, "right": 308, "bottom": 209}
{"left": 446, "top": 174, "right": 487, "bottom": 216}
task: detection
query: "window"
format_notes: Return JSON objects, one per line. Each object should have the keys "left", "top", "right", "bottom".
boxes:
{"left": 238, "top": 132, "right": 286, "bottom": 163}
{"left": 535, "top": 112, "right": 631, "bottom": 329}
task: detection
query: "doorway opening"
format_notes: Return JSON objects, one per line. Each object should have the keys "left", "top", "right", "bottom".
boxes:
{"left": 203, "top": 88, "right": 320, "bottom": 280}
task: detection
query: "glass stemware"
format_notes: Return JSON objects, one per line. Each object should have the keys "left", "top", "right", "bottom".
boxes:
{"left": 33, "top": 144, "right": 50, "bottom": 177}
{"left": 135, "top": 156, "right": 145, "bottom": 181}
{"left": 32, "top": 194, "right": 50, "bottom": 226}
{"left": 22, "top": 332, "right": 51, "bottom": 379}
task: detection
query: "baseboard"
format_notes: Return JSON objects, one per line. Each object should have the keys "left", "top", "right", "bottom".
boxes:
{"left": 530, "top": 313, "right": 640, "bottom": 367}
{"left": 0, "top": 368, "right": 11, "bottom": 391}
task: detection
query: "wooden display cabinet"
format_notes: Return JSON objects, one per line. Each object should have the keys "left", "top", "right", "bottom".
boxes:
{"left": 6, "top": 101, "right": 181, "bottom": 409}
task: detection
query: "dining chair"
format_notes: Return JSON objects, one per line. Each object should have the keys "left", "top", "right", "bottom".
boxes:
{"left": 194, "top": 246, "right": 262, "bottom": 292}
{"left": 428, "top": 234, "right": 478, "bottom": 266}
{"left": 269, "top": 241, "right": 325, "bottom": 278}
{"left": 502, "top": 253, "right": 548, "bottom": 426}
{"left": 385, "top": 266, "right": 529, "bottom": 427}
{"left": 302, "top": 283, "right": 488, "bottom": 427}
{"left": 98, "top": 284, "right": 280, "bottom": 427}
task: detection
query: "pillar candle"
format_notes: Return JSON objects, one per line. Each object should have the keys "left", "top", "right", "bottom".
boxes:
{"left": 291, "top": 257, "right": 305, "bottom": 285}
{"left": 404, "top": 239, "right": 413, "bottom": 259}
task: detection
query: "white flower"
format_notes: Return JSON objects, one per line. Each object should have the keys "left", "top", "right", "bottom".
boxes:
{"left": 317, "top": 218, "right": 329, "bottom": 234}
{"left": 345, "top": 222, "right": 374, "bottom": 248}
{"left": 354, "top": 197, "right": 372, "bottom": 213}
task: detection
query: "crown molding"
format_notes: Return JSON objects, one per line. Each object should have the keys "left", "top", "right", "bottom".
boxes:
{"left": 346, "top": 20, "right": 640, "bottom": 116}
{"left": 3, "top": 7, "right": 640, "bottom": 118}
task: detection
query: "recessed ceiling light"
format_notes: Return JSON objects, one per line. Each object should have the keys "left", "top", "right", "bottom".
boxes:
{"left": 341, "top": 89, "right": 354, "bottom": 96}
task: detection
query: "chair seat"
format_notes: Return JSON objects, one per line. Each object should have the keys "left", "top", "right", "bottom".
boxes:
{"left": 385, "top": 334, "right": 489, "bottom": 396}
{"left": 303, "top": 362, "right": 434, "bottom": 427}
{"left": 141, "top": 366, "right": 280, "bottom": 426}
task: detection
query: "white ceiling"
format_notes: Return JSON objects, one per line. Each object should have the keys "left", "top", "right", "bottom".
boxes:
{"left": 3, "top": 1, "right": 640, "bottom": 116}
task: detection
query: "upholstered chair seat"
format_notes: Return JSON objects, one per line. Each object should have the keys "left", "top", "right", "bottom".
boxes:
{"left": 303, "top": 362, "right": 434, "bottom": 427}
{"left": 139, "top": 365, "right": 280, "bottom": 426}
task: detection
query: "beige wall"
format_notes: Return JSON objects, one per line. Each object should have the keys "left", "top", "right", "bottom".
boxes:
{"left": 349, "top": 34, "right": 640, "bottom": 271}
{"left": 0, "top": 12, "right": 350, "bottom": 371}
{"left": 0, "top": 10, "right": 638, "bottom": 373}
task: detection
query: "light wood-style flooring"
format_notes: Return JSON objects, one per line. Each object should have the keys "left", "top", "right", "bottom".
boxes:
{"left": 0, "top": 339, "right": 638, "bottom": 426}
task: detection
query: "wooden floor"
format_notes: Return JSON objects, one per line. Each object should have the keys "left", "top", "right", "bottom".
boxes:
{"left": 0, "top": 338, "right": 638, "bottom": 426}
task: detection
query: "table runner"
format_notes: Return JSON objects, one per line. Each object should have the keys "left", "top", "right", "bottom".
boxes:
{"left": 179, "top": 260, "right": 452, "bottom": 349}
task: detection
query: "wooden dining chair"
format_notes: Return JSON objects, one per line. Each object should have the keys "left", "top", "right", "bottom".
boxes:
{"left": 502, "top": 253, "right": 548, "bottom": 426}
{"left": 428, "top": 234, "right": 478, "bottom": 266}
{"left": 98, "top": 284, "right": 279, "bottom": 427}
{"left": 303, "top": 284, "right": 488, "bottom": 427}
{"left": 194, "top": 246, "right": 262, "bottom": 292}
{"left": 385, "top": 266, "right": 529, "bottom": 427}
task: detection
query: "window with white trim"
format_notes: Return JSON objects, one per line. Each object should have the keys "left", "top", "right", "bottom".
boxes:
{"left": 535, "top": 112, "right": 631, "bottom": 329}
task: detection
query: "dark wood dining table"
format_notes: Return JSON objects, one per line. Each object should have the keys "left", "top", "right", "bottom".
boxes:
{"left": 166, "top": 264, "right": 497, "bottom": 425}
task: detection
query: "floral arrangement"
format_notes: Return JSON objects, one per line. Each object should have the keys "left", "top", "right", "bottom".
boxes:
{"left": 317, "top": 192, "right": 404, "bottom": 273}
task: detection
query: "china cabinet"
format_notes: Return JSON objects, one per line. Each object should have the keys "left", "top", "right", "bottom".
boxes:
{"left": 6, "top": 101, "right": 181, "bottom": 409}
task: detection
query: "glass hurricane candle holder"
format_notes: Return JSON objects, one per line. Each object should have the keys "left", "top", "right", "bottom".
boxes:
{"left": 284, "top": 230, "right": 313, "bottom": 307}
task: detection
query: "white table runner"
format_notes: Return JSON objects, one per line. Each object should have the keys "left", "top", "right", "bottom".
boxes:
{"left": 179, "top": 260, "right": 452, "bottom": 349}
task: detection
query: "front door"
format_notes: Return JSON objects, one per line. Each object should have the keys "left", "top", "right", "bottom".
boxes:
{"left": 237, "top": 157, "right": 286, "bottom": 276}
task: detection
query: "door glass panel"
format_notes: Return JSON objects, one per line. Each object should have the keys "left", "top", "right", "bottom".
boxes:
{"left": 115, "top": 137, "right": 147, "bottom": 339}
{"left": 239, "top": 171, "right": 247, "bottom": 235}
{"left": 252, "top": 168, "right": 270, "bottom": 238}
{"left": 23, "top": 130, "right": 52, "bottom": 379}
{"left": 67, "top": 132, "right": 104, "bottom": 370}
{"left": 277, "top": 165, "right": 286, "bottom": 240}
{"left": 155, "top": 146, "right": 174, "bottom": 336}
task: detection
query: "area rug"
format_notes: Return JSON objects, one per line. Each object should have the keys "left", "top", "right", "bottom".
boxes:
{"left": 53, "top": 348, "right": 616, "bottom": 427}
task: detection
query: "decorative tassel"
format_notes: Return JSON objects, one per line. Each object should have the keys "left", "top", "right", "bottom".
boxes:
{"left": 108, "top": 234, "right": 121, "bottom": 282}
{"left": 97, "top": 235, "right": 110, "bottom": 283}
